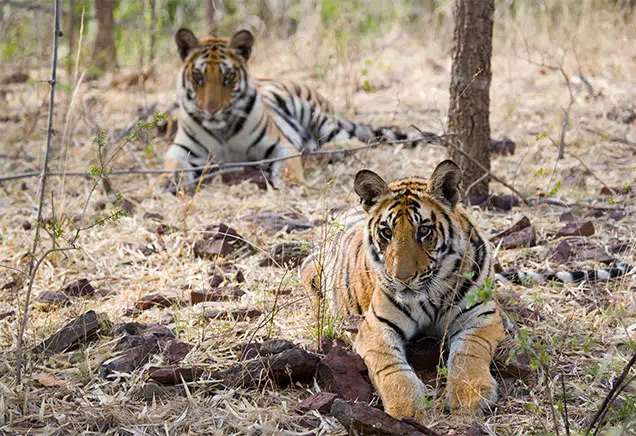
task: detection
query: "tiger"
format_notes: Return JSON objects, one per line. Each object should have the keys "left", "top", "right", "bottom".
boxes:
{"left": 164, "top": 27, "right": 420, "bottom": 189}
{"left": 299, "top": 160, "right": 632, "bottom": 420}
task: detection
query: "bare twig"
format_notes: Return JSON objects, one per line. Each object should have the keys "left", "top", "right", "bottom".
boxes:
{"left": 0, "top": 134, "right": 446, "bottom": 183}
{"left": 587, "top": 351, "right": 636, "bottom": 435}
{"left": 15, "top": 0, "right": 61, "bottom": 383}
{"left": 561, "top": 374, "right": 570, "bottom": 436}
{"left": 583, "top": 127, "right": 636, "bottom": 148}
{"left": 436, "top": 136, "right": 530, "bottom": 205}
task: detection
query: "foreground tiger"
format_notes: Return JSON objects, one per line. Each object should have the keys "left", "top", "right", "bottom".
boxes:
{"left": 300, "top": 160, "right": 632, "bottom": 419}
{"left": 165, "top": 27, "right": 418, "bottom": 188}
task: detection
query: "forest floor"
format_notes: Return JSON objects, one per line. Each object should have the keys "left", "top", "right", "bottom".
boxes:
{"left": 1, "top": 15, "right": 635, "bottom": 436}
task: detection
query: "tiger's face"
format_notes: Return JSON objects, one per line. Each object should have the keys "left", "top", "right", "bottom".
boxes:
{"left": 175, "top": 28, "right": 254, "bottom": 120}
{"left": 354, "top": 160, "right": 463, "bottom": 293}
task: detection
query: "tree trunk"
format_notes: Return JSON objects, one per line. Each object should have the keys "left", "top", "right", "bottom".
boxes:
{"left": 447, "top": 0, "right": 494, "bottom": 198}
{"left": 204, "top": 0, "right": 217, "bottom": 35}
{"left": 92, "top": 0, "right": 117, "bottom": 72}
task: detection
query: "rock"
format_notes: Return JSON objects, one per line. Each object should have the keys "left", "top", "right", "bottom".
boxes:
{"left": 203, "top": 308, "right": 262, "bottom": 322}
{"left": 499, "top": 226, "right": 536, "bottom": 249}
{"left": 0, "top": 309, "right": 15, "bottom": 320}
{"left": 193, "top": 223, "right": 247, "bottom": 259}
{"left": 221, "top": 166, "right": 268, "bottom": 190}
{"left": 162, "top": 339, "right": 193, "bottom": 363}
{"left": 599, "top": 186, "right": 631, "bottom": 196}
{"left": 36, "top": 291, "right": 71, "bottom": 306}
{"left": 550, "top": 240, "right": 571, "bottom": 263}
{"left": 586, "top": 208, "right": 604, "bottom": 218}
{"left": 330, "top": 399, "right": 438, "bottom": 436}
{"left": 21, "top": 220, "right": 32, "bottom": 230}
{"left": 135, "top": 290, "right": 183, "bottom": 311}
{"left": 209, "top": 274, "right": 224, "bottom": 288}
{"left": 493, "top": 350, "right": 535, "bottom": 380}
{"left": 62, "top": 278, "right": 95, "bottom": 297}
{"left": 235, "top": 270, "right": 245, "bottom": 283}
{"left": 111, "top": 322, "right": 175, "bottom": 340}
{"left": 488, "top": 195, "right": 520, "bottom": 211}
{"left": 159, "top": 312, "right": 174, "bottom": 325}
{"left": 489, "top": 137, "right": 516, "bottom": 156}
{"left": 123, "top": 306, "right": 143, "bottom": 317}
{"left": 297, "top": 392, "right": 338, "bottom": 414}
{"left": 33, "top": 311, "right": 111, "bottom": 355}
{"left": 492, "top": 216, "right": 531, "bottom": 241}
{"left": 95, "top": 289, "right": 118, "bottom": 299}
{"left": 609, "top": 210, "right": 626, "bottom": 221}
{"left": 119, "top": 198, "right": 136, "bottom": 216}
{"left": 216, "top": 348, "right": 320, "bottom": 389}
{"left": 140, "top": 382, "right": 187, "bottom": 401}
{"left": 244, "top": 211, "right": 314, "bottom": 233}
{"left": 610, "top": 243, "right": 629, "bottom": 254}
{"left": 146, "top": 365, "right": 204, "bottom": 384}
{"left": 100, "top": 343, "right": 157, "bottom": 379}
{"left": 317, "top": 346, "right": 373, "bottom": 402}
{"left": 191, "top": 287, "right": 245, "bottom": 304}
{"left": 125, "top": 243, "right": 157, "bottom": 256}
{"left": 148, "top": 223, "right": 175, "bottom": 235}
{"left": 143, "top": 212, "right": 165, "bottom": 221}
{"left": 236, "top": 339, "right": 295, "bottom": 360}
{"left": 575, "top": 247, "right": 613, "bottom": 263}
{"left": 556, "top": 221, "right": 595, "bottom": 237}
{"left": 260, "top": 242, "right": 311, "bottom": 267}
{"left": 559, "top": 212, "right": 577, "bottom": 222}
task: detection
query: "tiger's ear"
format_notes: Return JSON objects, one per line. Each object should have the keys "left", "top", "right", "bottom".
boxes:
{"left": 354, "top": 170, "right": 389, "bottom": 212}
{"left": 175, "top": 28, "right": 199, "bottom": 61}
{"left": 429, "top": 160, "right": 462, "bottom": 208}
{"left": 230, "top": 30, "right": 255, "bottom": 61}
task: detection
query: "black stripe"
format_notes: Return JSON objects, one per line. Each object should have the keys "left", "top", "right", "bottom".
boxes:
{"left": 182, "top": 127, "right": 205, "bottom": 149}
{"left": 372, "top": 306, "right": 407, "bottom": 341}
{"left": 246, "top": 125, "right": 268, "bottom": 154}
{"left": 173, "top": 142, "right": 203, "bottom": 159}
{"left": 273, "top": 93, "right": 291, "bottom": 116}
{"left": 263, "top": 142, "right": 278, "bottom": 159}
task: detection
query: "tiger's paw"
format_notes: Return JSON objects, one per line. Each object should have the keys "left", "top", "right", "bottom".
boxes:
{"left": 445, "top": 374, "right": 498, "bottom": 415}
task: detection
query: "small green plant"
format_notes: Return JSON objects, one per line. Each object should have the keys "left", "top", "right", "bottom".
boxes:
{"left": 465, "top": 277, "right": 496, "bottom": 309}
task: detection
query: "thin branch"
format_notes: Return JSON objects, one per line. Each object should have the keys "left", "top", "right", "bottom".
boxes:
{"left": 582, "top": 127, "right": 636, "bottom": 148}
{"left": 0, "top": 134, "right": 446, "bottom": 183}
{"left": 15, "top": 0, "right": 61, "bottom": 384}
{"left": 587, "top": 351, "right": 636, "bottom": 435}
{"left": 437, "top": 136, "right": 530, "bottom": 205}
{"left": 561, "top": 374, "right": 570, "bottom": 436}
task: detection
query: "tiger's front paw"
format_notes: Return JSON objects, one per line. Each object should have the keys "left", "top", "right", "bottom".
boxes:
{"left": 445, "top": 373, "right": 498, "bottom": 414}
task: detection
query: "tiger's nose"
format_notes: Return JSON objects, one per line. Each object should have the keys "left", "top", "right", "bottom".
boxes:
{"left": 396, "top": 273, "right": 414, "bottom": 284}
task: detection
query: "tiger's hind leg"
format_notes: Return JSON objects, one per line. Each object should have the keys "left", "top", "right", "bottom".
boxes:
{"left": 445, "top": 307, "right": 504, "bottom": 414}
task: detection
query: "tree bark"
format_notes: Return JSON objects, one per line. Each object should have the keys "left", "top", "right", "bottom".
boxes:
{"left": 447, "top": 0, "right": 494, "bottom": 198}
{"left": 204, "top": 0, "right": 217, "bottom": 36}
{"left": 92, "top": 0, "right": 117, "bottom": 72}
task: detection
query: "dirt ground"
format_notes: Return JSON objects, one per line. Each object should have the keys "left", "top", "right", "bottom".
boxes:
{"left": 1, "top": 9, "right": 635, "bottom": 436}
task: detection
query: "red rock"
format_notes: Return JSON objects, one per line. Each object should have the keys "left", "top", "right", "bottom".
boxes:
{"left": 236, "top": 339, "right": 295, "bottom": 360}
{"left": 243, "top": 211, "right": 314, "bottom": 233}
{"left": 120, "top": 198, "right": 136, "bottom": 215}
{"left": 191, "top": 286, "right": 245, "bottom": 304}
{"left": 559, "top": 212, "right": 577, "bottom": 222}
{"left": 491, "top": 216, "right": 531, "bottom": 241}
{"left": 221, "top": 166, "right": 268, "bottom": 190}
{"left": 216, "top": 348, "right": 320, "bottom": 388}
{"left": 599, "top": 186, "right": 631, "bottom": 196}
{"left": 260, "top": 242, "right": 312, "bottom": 267}
{"left": 193, "top": 223, "right": 247, "bottom": 259}
{"left": 317, "top": 346, "right": 373, "bottom": 403}
{"left": 143, "top": 212, "right": 164, "bottom": 221}
{"left": 488, "top": 195, "right": 520, "bottom": 211}
{"left": 203, "top": 308, "right": 262, "bottom": 322}
{"left": 146, "top": 365, "right": 204, "bottom": 384}
{"left": 62, "top": 279, "right": 95, "bottom": 297}
{"left": 36, "top": 291, "right": 71, "bottom": 305}
{"left": 550, "top": 240, "right": 571, "bottom": 263}
{"left": 499, "top": 226, "right": 536, "bottom": 249}
{"left": 575, "top": 247, "right": 613, "bottom": 263}
{"left": 297, "top": 392, "right": 338, "bottom": 414}
{"left": 162, "top": 339, "right": 193, "bottom": 362}
{"left": 0, "top": 309, "right": 15, "bottom": 320}
{"left": 100, "top": 343, "right": 157, "bottom": 379}
{"left": 135, "top": 291, "right": 182, "bottom": 311}
{"left": 33, "top": 311, "right": 111, "bottom": 355}
{"left": 330, "top": 399, "right": 439, "bottom": 436}
{"left": 556, "top": 221, "right": 595, "bottom": 237}
{"left": 209, "top": 274, "right": 224, "bottom": 288}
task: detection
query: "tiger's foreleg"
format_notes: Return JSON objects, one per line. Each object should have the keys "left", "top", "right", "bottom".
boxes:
{"left": 355, "top": 308, "right": 432, "bottom": 421}
{"left": 445, "top": 306, "right": 504, "bottom": 413}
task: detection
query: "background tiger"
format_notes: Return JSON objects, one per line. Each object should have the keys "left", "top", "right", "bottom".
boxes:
{"left": 164, "top": 26, "right": 422, "bottom": 189}
{"left": 299, "top": 160, "right": 632, "bottom": 420}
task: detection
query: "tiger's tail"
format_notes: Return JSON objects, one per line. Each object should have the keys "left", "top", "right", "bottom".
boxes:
{"left": 332, "top": 116, "right": 440, "bottom": 146}
{"left": 495, "top": 260, "right": 632, "bottom": 285}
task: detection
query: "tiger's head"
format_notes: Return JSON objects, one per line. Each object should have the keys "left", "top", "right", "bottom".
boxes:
{"left": 175, "top": 27, "right": 254, "bottom": 120}
{"left": 354, "top": 160, "right": 464, "bottom": 292}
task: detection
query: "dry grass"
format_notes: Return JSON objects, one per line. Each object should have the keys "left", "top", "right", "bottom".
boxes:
{"left": 1, "top": 4, "right": 635, "bottom": 435}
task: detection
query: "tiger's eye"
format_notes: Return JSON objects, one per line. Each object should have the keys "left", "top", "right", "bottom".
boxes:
{"left": 379, "top": 227, "right": 393, "bottom": 241}
{"left": 192, "top": 70, "right": 204, "bottom": 86}
{"left": 418, "top": 225, "right": 432, "bottom": 240}
{"left": 223, "top": 70, "right": 236, "bottom": 87}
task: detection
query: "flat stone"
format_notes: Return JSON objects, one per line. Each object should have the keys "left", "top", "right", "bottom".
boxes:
{"left": 146, "top": 365, "right": 204, "bottom": 384}
{"left": 62, "top": 279, "right": 95, "bottom": 297}
{"left": 33, "top": 311, "right": 111, "bottom": 355}
{"left": 499, "top": 226, "right": 537, "bottom": 249}
{"left": 556, "top": 221, "right": 595, "bottom": 237}
{"left": 317, "top": 346, "right": 373, "bottom": 402}
{"left": 135, "top": 290, "right": 182, "bottom": 311}
{"left": 236, "top": 339, "right": 295, "bottom": 360}
{"left": 193, "top": 223, "right": 247, "bottom": 259}
{"left": 243, "top": 211, "right": 314, "bottom": 233}
{"left": 297, "top": 392, "right": 338, "bottom": 414}
{"left": 162, "top": 339, "right": 193, "bottom": 363}
{"left": 0, "top": 309, "right": 15, "bottom": 320}
{"left": 550, "top": 240, "right": 571, "bottom": 263}
{"left": 191, "top": 287, "right": 245, "bottom": 304}
{"left": 36, "top": 291, "right": 71, "bottom": 306}
{"left": 260, "top": 242, "right": 311, "bottom": 267}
